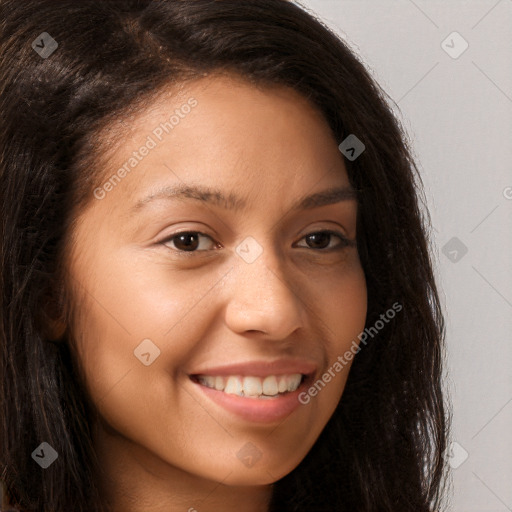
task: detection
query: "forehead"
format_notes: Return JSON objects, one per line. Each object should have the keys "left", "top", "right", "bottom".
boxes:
{"left": 92, "top": 72, "right": 350, "bottom": 214}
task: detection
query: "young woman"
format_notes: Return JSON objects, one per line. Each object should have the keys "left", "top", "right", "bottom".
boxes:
{"left": 0, "top": 1, "right": 450, "bottom": 510}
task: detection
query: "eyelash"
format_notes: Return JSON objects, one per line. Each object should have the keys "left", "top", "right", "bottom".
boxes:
{"left": 159, "top": 229, "right": 353, "bottom": 254}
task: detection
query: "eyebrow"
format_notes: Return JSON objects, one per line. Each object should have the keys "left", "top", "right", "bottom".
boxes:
{"left": 130, "top": 183, "right": 357, "bottom": 214}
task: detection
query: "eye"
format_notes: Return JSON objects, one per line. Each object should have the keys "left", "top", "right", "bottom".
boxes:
{"left": 294, "top": 230, "right": 352, "bottom": 251}
{"left": 159, "top": 229, "right": 353, "bottom": 254}
{"left": 160, "top": 231, "right": 219, "bottom": 252}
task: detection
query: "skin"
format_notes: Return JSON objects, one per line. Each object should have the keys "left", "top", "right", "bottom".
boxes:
{"left": 58, "top": 73, "right": 367, "bottom": 512}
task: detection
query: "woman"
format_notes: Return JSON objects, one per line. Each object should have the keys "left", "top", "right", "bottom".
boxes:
{"left": 0, "top": 0, "right": 449, "bottom": 510}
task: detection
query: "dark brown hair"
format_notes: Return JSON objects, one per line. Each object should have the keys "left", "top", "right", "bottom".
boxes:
{"left": 0, "top": 0, "right": 450, "bottom": 510}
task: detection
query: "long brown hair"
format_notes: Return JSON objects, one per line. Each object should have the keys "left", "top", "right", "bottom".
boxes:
{"left": 0, "top": 1, "right": 450, "bottom": 510}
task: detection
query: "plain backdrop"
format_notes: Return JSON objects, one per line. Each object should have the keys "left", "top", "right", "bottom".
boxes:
{"left": 297, "top": 1, "right": 512, "bottom": 511}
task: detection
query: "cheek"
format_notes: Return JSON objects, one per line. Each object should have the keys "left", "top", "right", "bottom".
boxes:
{"left": 72, "top": 248, "right": 212, "bottom": 346}
{"left": 317, "top": 254, "right": 367, "bottom": 346}
{"left": 307, "top": 256, "right": 367, "bottom": 398}
{"left": 67, "top": 260, "right": 208, "bottom": 456}
{"left": 66, "top": 250, "right": 201, "bottom": 408}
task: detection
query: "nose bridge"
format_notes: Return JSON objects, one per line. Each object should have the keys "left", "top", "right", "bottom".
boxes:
{"left": 238, "top": 244, "right": 290, "bottom": 301}
{"left": 224, "top": 236, "right": 304, "bottom": 336}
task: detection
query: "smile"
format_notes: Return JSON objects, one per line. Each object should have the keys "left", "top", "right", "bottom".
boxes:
{"left": 189, "top": 371, "right": 314, "bottom": 423}
{"left": 191, "top": 373, "right": 305, "bottom": 399}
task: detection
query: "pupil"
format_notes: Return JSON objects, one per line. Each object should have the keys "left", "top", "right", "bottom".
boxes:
{"left": 175, "top": 233, "right": 199, "bottom": 251}
{"left": 307, "top": 232, "right": 330, "bottom": 249}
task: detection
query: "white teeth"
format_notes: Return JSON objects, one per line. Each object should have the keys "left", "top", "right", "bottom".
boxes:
{"left": 286, "top": 374, "right": 302, "bottom": 391}
{"left": 214, "top": 376, "right": 224, "bottom": 391}
{"left": 224, "top": 376, "right": 243, "bottom": 396}
{"left": 262, "top": 375, "right": 278, "bottom": 396}
{"left": 195, "top": 373, "right": 303, "bottom": 397}
{"left": 277, "top": 376, "right": 288, "bottom": 393}
{"left": 243, "top": 376, "right": 263, "bottom": 396}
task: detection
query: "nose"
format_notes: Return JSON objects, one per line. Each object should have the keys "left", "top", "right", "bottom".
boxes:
{"left": 223, "top": 247, "right": 305, "bottom": 339}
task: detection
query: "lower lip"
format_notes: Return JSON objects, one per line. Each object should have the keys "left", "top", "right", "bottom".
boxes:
{"left": 190, "top": 376, "right": 311, "bottom": 423}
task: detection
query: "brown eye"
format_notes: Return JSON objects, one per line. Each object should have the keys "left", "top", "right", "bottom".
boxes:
{"left": 295, "top": 230, "right": 351, "bottom": 251}
{"left": 161, "top": 231, "right": 217, "bottom": 252}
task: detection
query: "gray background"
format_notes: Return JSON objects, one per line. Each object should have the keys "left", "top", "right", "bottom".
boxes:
{"left": 297, "top": 1, "right": 512, "bottom": 511}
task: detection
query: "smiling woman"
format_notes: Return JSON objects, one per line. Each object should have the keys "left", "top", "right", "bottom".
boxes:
{"left": 0, "top": 1, "right": 449, "bottom": 511}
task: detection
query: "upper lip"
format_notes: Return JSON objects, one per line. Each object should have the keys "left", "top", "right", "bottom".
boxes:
{"left": 189, "top": 359, "right": 318, "bottom": 378}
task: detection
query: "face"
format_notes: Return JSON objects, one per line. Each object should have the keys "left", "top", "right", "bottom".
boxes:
{"left": 63, "top": 73, "right": 367, "bottom": 499}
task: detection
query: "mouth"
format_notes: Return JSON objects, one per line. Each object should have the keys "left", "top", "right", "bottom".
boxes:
{"left": 187, "top": 359, "right": 317, "bottom": 422}
{"left": 189, "top": 370, "right": 314, "bottom": 423}
{"left": 189, "top": 373, "right": 309, "bottom": 400}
